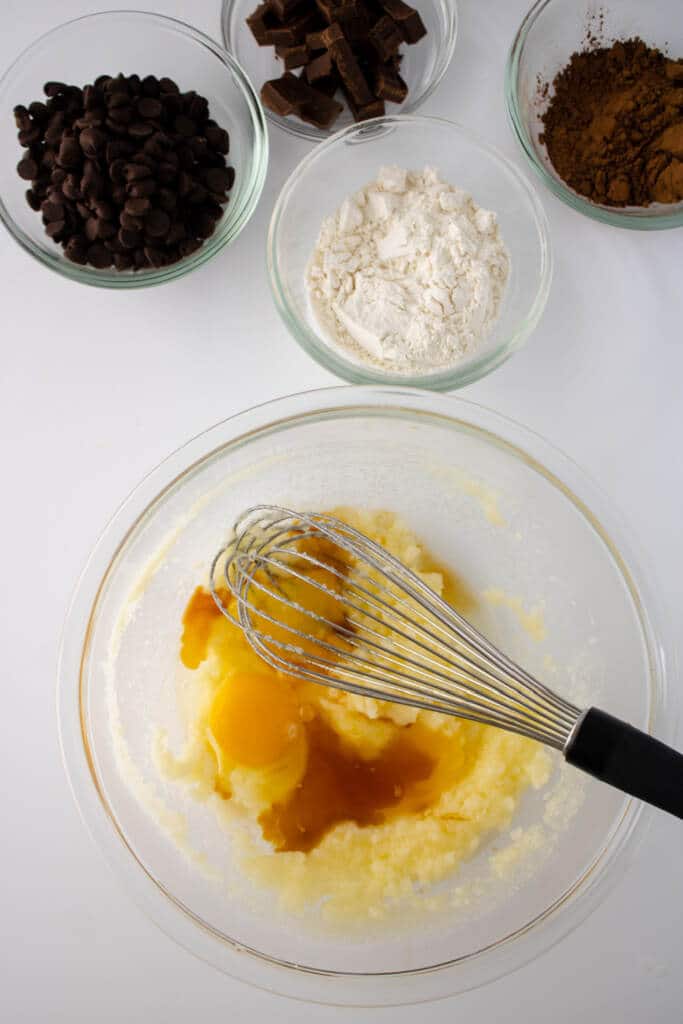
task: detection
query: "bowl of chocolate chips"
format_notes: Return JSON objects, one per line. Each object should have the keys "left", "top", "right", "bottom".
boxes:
{"left": 0, "top": 11, "right": 268, "bottom": 286}
{"left": 222, "top": 0, "right": 457, "bottom": 140}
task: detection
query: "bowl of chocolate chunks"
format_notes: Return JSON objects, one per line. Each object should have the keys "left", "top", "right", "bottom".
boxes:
{"left": 222, "top": 0, "right": 457, "bottom": 140}
{"left": 0, "top": 11, "right": 268, "bottom": 287}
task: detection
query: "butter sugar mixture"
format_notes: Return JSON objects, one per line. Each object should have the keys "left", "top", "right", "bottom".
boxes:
{"left": 158, "top": 509, "right": 551, "bottom": 921}
{"left": 306, "top": 167, "right": 510, "bottom": 374}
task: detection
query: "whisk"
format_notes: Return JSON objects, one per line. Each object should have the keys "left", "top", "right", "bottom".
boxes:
{"left": 211, "top": 505, "right": 683, "bottom": 819}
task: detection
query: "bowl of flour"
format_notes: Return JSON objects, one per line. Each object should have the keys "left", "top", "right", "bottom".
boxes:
{"left": 268, "top": 115, "right": 552, "bottom": 389}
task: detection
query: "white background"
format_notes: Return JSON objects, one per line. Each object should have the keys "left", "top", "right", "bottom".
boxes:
{"left": 2, "top": 0, "right": 682, "bottom": 1020}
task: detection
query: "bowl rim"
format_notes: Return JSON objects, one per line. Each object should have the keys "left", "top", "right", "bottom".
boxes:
{"left": 266, "top": 115, "right": 553, "bottom": 391}
{"left": 504, "top": 0, "right": 683, "bottom": 231}
{"left": 57, "top": 385, "right": 675, "bottom": 1005}
{"left": 220, "top": 0, "right": 459, "bottom": 143}
{"left": 0, "top": 9, "right": 269, "bottom": 288}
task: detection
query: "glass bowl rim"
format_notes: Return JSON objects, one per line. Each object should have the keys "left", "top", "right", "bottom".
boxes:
{"left": 504, "top": 0, "right": 683, "bottom": 231}
{"left": 0, "top": 9, "right": 269, "bottom": 288}
{"left": 57, "top": 384, "right": 675, "bottom": 1004}
{"left": 266, "top": 115, "right": 553, "bottom": 391}
{"left": 220, "top": 0, "right": 459, "bottom": 143}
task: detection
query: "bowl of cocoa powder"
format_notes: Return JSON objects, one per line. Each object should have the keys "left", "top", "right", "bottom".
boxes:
{"left": 506, "top": 0, "right": 683, "bottom": 229}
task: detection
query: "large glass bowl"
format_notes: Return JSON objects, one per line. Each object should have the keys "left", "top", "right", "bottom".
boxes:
{"left": 58, "top": 386, "right": 670, "bottom": 1005}
{"left": 0, "top": 11, "right": 268, "bottom": 288}
{"left": 221, "top": 0, "right": 457, "bottom": 142}
{"left": 505, "top": 0, "right": 683, "bottom": 230}
{"left": 268, "top": 116, "right": 552, "bottom": 389}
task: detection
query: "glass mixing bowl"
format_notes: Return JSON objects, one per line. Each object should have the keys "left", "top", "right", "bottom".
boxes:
{"left": 0, "top": 12, "right": 268, "bottom": 287}
{"left": 220, "top": 0, "right": 457, "bottom": 143}
{"left": 58, "top": 386, "right": 669, "bottom": 1005}
{"left": 505, "top": 0, "right": 683, "bottom": 230}
{"left": 268, "top": 116, "right": 552, "bottom": 389}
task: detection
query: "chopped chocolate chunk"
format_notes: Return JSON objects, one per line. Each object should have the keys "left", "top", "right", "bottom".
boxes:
{"left": 323, "top": 23, "right": 374, "bottom": 105}
{"left": 379, "top": 0, "right": 426, "bottom": 43}
{"left": 270, "top": 0, "right": 308, "bottom": 18}
{"left": 306, "top": 50, "right": 334, "bottom": 83}
{"left": 374, "top": 62, "right": 408, "bottom": 103}
{"left": 265, "top": 22, "right": 299, "bottom": 46}
{"left": 345, "top": 92, "right": 385, "bottom": 121}
{"left": 247, "top": 0, "right": 427, "bottom": 128}
{"left": 300, "top": 90, "right": 344, "bottom": 128}
{"left": 276, "top": 42, "right": 310, "bottom": 68}
{"left": 306, "top": 29, "right": 327, "bottom": 50}
{"left": 246, "top": 3, "right": 275, "bottom": 45}
{"left": 315, "top": 0, "right": 351, "bottom": 23}
{"left": 261, "top": 73, "right": 304, "bottom": 115}
{"left": 261, "top": 71, "right": 343, "bottom": 128}
{"left": 286, "top": 9, "right": 325, "bottom": 43}
{"left": 313, "top": 74, "right": 341, "bottom": 96}
{"left": 369, "top": 15, "right": 403, "bottom": 61}
{"left": 338, "top": 10, "right": 372, "bottom": 42}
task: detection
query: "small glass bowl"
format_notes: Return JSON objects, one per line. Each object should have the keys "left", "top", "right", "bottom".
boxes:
{"left": 0, "top": 11, "right": 268, "bottom": 288}
{"left": 221, "top": 0, "right": 457, "bottom": 142}
{"left": 267, "top": 115, "right": 552, "bottom": 390}
{"left": 506, "top": 0, "right": 683, "bottom": 230}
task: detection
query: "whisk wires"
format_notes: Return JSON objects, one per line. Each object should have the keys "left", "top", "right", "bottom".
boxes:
{"left": 210, "top": 506, "right": 581, "bottom": 750}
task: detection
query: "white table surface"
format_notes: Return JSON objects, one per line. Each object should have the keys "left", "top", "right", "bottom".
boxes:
{"left": 2, "top": 0, "right": 682, "bottom": 1020}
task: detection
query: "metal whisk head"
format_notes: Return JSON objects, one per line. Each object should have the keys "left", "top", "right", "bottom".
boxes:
{"left": 210, "top": 506, "right": 582, "bottom": 751}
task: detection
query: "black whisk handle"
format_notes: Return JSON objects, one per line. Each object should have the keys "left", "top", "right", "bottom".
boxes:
{"left": 565, "top": 707, "right": 683, "bottom": 819}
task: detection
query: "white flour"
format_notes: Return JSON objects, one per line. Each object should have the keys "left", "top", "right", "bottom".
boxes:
{"left": 306, "top": 166, "right": 510, "bottom": 374}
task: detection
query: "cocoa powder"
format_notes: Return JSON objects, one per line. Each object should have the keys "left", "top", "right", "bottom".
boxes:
{"left": 540, "top": 38, "right": 683, "bottom": 207}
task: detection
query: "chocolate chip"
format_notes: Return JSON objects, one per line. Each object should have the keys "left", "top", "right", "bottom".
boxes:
{"left": 107, "top": 90, "right": 131, "bottom": 109}
{"left": 159, "top": 77, "right": 180, "bottom": 94}
{"left": 204, "top": 167, "right": 233, "bottom": 194}
{"left": 65, "top": 235, "right": 88, "bottom": 264}
{"left": 124, "top": 197, "right": 151, "bottom": 217}
{"left": 143, "top": 245, "right": 165, "bottom": 267}
{"left": 165, "top": 221, "right": 186, "bottom": 244}
{"left": 97, "top": 220, "right": 116, "bottom": 240}
{"left": 45, "top": 113, "right": 66, "bottom": 145}
{"left": 87, "top": 242, "right": 113, "bottom": 268}
{"left": 145, "top": 208, "right": 171, "bottom": 237}
{"left": 106, "top": 139, "right": 135, "bottom": 163}
{"left": 41, "top": 199, "right": 64, "bottom": 222}
{"left": 17, "top": 157, "right": 38, "bottom": 181}
{"left": 13, "top": 104, "right": 30, "bottom": 129}
{"left": 205, "top": 124, "right": 230, "bottom": 154}
{"left": 157, "top": 188, "right": 177, "bottom": 211}
{"left": 107, "top": 105, "right": 133, "bottom": 125}
{"left": 127, "top": 178, "right": 157, "bottom": 198}
{"left": 16, "top": 74, "right": 234, "bottom": 271}
{"left": 118, "top": 227, "right": 141, "bottom": 249}
{"left": 18, "top": 126, "right": 41, "bottom": 146}
{"left": 44, "top": 81, "right": 68, "bottom": 97}
{"left": 57, "top": 138, "right": 82, "bottom": 168}
{"left": 120, "top": 211, "right": 145, "bottom": 231}
{"left": 141, "top": 75, "right": 160, "bottom": 97}
{"left": 174, "top": 114, "right": 196, "bottom": 137}
{"left": 125, "top": 163, "right": 152, "bottom": 181}
{"left": 28, "top": 101, "right": 48, "bottom": 121}
{"left": 79, "top": 127, "right": 106, "bottom": 157}
{"left": 128, "top": 121, "right": 154, "bottom": 139}
{"left": 45, "top": 219, "right": 66, "bottom": 238}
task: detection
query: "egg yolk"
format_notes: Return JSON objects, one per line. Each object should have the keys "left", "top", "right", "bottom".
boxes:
{"left": 208, "top": 673, "right": 302, "bottom": 769}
